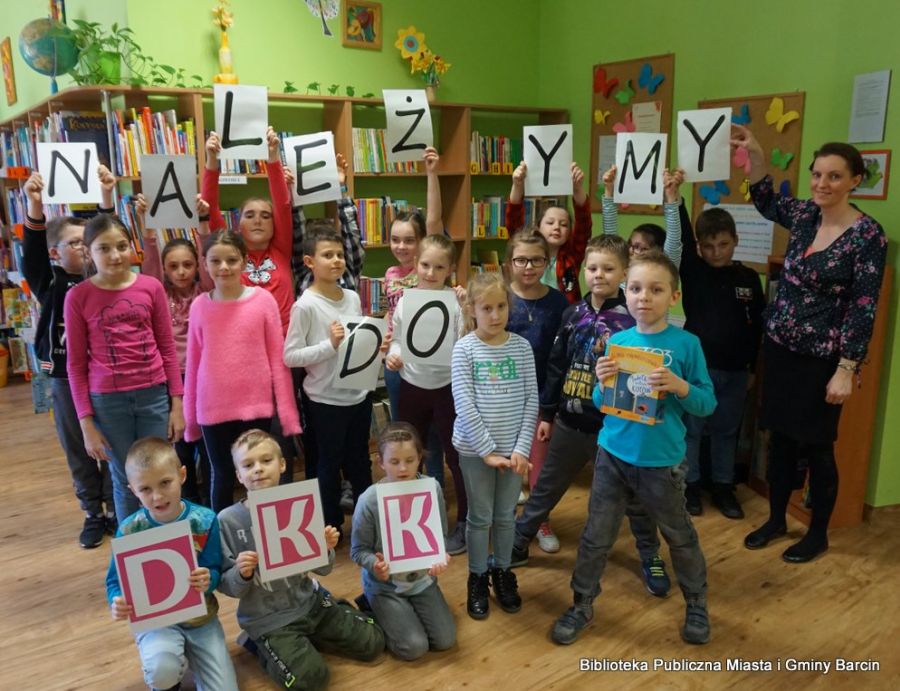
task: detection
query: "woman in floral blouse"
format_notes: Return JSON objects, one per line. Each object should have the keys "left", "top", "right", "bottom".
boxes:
{"left": 730, "top": 125, "right": 887, "bottom": 563}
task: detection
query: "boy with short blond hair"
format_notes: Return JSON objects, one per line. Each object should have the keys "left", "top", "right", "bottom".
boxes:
{"left": 218, "top": 429, "right": 384, "bottom": 689}
{"left": 106, "top": 437, "right": 238, "bottom": 690}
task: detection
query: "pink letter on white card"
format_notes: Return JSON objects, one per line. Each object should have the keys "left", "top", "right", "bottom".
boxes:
{"left": 376, "top": 478, "right": 446, "bottom": 574}
{"left": 112, "top": 521, "right": 208, "bottom": 633}
{"left": 247, "top": 479, "right": 330, "bottom": 583}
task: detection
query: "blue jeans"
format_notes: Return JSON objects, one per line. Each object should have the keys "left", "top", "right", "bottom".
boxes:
{"left": 685, "top": 369, "right": 749, "bottom": 485}
{"left": 459, "top": 454, "right": 522, "bottom": 574}
{"left": 134, "top": 617, "right": 238, "bottom": 690}
{"left": 571, "top": 449, "right": 707, "bottom": 604}
{"left": 90, "top": 384, "right": 170, "bottom": 523}
{"left": 384, "top": 368, "right": 445, "bottom": 486}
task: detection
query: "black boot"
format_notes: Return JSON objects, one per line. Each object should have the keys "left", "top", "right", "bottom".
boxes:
{"left": 685, "top": 482, "right": 703, "bottom": 516}
{"left": 711, "top": 483, "right": 744, "bottom": 519}
{"left": 490, "top": 567, "right": 522, "bottom": 613}
{"left": 467, "top": 571, "right": 490, "bottom": 620}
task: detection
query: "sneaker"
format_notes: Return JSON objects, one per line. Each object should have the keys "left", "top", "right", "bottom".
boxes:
{"left": 517, "top": 490, "right": 527, "bottom": 506}
{"left": 490, "top": 567, "right": 522, "bottom": 613}
{"left": 536, "top": 522, "right": 560, "bottom": 553}
{"left": 104, "top": 514, "right": 118, "bottom": 536}
{"left": 80, "top": 514, "right": 106, "bottom": 549}
{"left": 685, "top": 482, "right": 703, "bottom": 516}
{"left": 467, "top": 571, "right": 490, "bottom": 620}
{"left": 445, "top": 522, "right": 467, "bottom": 555}
{"left": 682, "top": 602, "right": 710, "bottom": 644}
{"left": 509, "top": 542, "right": 529, "bottom": 568}
{"left": 339, "top": 481, "right": 354, "bottom": 514}
{"left": 641, "top": 556, "right": 671, "bottom": 597}
{"left": 551, "top": 596, "right": 594, "bottom": 645}
{"left": 711, "top": 483, "right": 744, "bottom": 519}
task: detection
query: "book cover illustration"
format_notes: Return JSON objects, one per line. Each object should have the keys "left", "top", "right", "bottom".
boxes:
{"left": 601, "top": 344, "right": 664, "bottom": 425}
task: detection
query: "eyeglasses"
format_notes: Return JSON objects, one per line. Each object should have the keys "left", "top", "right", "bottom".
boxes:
{"left": 628, "top": 242, "right": 651, "bottom": 254}
{"left": 511, "top": 256, "right": 548, "bottom": 268}
{"left": 58, "top": 239, "right": 85, "bottom": 249}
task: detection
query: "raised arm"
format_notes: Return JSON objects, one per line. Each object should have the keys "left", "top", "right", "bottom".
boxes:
{"left": 265, "top": 127, "right": 294, "bottom": 260}
{"left": 504, "top": 161, "right": 526, "bottom": 233}
{"left": 194, "top": 195, "right": 215, "bottom": 291}
{"left": 601, "top": 165, "right": 619, "bottom": 236}
{"left": 136, "top": 193, "right": 164, "bottom": 282}
{"left": 201, "top": 132, "right": 226, "bottom": 231}
{"left": 336, "top": 153, "right": 365, "bottom": 287}
{"left": 424, "top": 146, "right": 443, "bottom": 235}
{"left": 662, "top": 168, "right": 684, "bottom": 269}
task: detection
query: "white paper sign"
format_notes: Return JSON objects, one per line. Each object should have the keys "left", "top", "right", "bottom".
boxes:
{"left": 36, "top": 142, "right": 102, "bottom": 204}
{"left": 383, "top": 89, "right": 433, "bottom": 163}
{"left": 614, "top": 133, "right": 667, "bottom": 205}
{"left": 848, "top": 69, "right": 891, "bottom": 143}
{"left": 399, "top": 290, "right": 458, "bottom": 367}
{"left": 282, "top": 132, "right": 342, "bottom": 205}
{"left": 523, "top": 124, "right": 573, "bottom": 197}
{"left": 704, "top": 202, "right": 774, "bottom": 264}
{"left": 214, "top": 84, "right": 268, "bottom": 160}
{"left": 247, "top": 479, "right": 330, "bottom": 583}
{"left": 334, "top": 316, "right": 387, "bottom": 391}
{"left": 140, "top": 155, "right": 198, "bottom": 229}
{"left": 376, "top": 478, "right": 446, "bottom": 574}
{"left": 597, "top": 135, "right": 617, "bottom": 179}
{"left": 678, "top": 108, "right": 731, "bottom": 182}
{"left": 111, "top": 520, "right": 208, "bottom": 634}
{"left": 632, "top": 101, "right": 662, "bottom": 133}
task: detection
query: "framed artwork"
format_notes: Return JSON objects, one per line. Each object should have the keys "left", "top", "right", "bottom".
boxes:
{"left": 2, "top": 37, "right": 17, "bottom": 106}
{"left": 852, "top": 149, "right": 890, "bottom": 200}
{"left": 342, "top": 0, "right": 381, "bottom": 50}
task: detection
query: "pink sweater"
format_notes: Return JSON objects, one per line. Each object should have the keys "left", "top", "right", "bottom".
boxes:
{"left": 183, "top": 287, "right": 301, "bottom": 442}
{"left": 63, "top": 273, "right": 184, "bottom": 420}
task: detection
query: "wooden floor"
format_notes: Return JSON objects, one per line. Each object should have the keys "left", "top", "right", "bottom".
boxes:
{"left": 1, "top": 379, "right": 898, "bottom": 690}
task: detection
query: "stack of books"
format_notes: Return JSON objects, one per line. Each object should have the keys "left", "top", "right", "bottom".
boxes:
{"left": 469, "top": 132, "right": 522, "bottom": 174}
{"left": 352, "top": 127, "right": 422, "bottom": 174}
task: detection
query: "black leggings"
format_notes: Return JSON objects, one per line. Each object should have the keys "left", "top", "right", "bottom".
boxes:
{"left": 201, "top": 417, "right": 272, "bottom": 513}
{"left": 766, "top": 430, "right": 839, "bottom": 536}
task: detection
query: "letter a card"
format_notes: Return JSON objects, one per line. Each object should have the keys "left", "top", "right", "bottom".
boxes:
{"left": 140, "top": 154, "right": 198, "bottom": 229}
{"left": 36, "top": 142, "right": 102, "bottom": 204}
{"left": 383, "top": 89, "right": 433, "bottom": 163}
{"left": 376, "top": 478, "right": 445, "bottom": 574}
{"left": 111, "top": 520, "right": 207, "bottom": 633}
{"left": 247, "top": 479, "right": 329, "bottom": 583}
{"left": 334, "top": 316, "right": 386, "bottom": 391}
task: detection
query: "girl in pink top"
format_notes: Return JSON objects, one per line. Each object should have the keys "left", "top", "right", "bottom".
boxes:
{"left": 64, "top": 214, "right": 184, "bottom": 523}
{"left": 184, "top": 231, "right": 301, "bottom": 512}
{"left": 202, "top": 126, "right": 294, "bottom": 331}
{"left": 138, "top": 193, "right": 214, "bottom": 504}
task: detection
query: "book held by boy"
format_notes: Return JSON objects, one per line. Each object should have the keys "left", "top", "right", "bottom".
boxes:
{"left": 601, "top": 345, "right": 664, "bottom": 425}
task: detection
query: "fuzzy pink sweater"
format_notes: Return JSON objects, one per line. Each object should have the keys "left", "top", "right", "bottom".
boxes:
{"left": 183, "top": 287, "right": 300, "bottom": 442}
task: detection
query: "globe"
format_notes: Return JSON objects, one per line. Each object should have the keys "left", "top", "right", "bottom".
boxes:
{"left": 19, "top": 18, "right": 80, "bottom": 93}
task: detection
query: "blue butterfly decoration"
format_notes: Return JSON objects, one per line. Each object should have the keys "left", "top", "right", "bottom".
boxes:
{"left": 732, "top": 103, "right": 751, "bottom": 125}
{"left": 699, "top": 180, "right": 730, "bottom": 205}
{"left": 780, "top": 180, "right": 791, "bottom": 197}
{"left": 638, "top": 63, "right": 665, "bottom": 95}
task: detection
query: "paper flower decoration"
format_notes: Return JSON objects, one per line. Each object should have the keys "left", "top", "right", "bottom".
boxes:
{"left": 212, "top": 1, "right": 234, "bottom": 31}
{"left": 395, "top": 26, "right": 426, "bottom": 59}
{"left": 396, "top": 27, "right": 450, "bottom": 87}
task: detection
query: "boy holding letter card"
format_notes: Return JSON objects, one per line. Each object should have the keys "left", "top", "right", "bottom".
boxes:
{"left": 351, "top": 422, "right": 455, "bottom": 661}
{"left": 600, "top": 344, "right": 665, "bottom": 425}
{"left": 107, "top": 437, "right": 238, "bottom": 690}
{"left": 218, "top": 429, "right": 384, "bottom": 688}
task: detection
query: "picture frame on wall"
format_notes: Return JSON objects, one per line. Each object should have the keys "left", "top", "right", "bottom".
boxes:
{"left": 341, "top": 0, "right": 382, "bottom": 50}
{"left": 851, "top": 149, "right": 890, "bottom": 200}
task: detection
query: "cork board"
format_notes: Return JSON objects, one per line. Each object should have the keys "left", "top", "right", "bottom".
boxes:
{"left": 691, "top": 92, "right": 805, "bottom": 272}
{"left": 589, "top": 53, "right": 675, "bottom": 215}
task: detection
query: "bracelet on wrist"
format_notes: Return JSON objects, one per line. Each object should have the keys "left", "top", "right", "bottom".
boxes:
{"left": 837, "top": 362, "right": 857, "bottom": 373}
{"left": 198, "top": 214, "right": 210, "bottom": 223}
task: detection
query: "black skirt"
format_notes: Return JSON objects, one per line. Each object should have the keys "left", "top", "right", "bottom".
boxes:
{"left": 761, "top": 336, "right": 843, "bottom": 443}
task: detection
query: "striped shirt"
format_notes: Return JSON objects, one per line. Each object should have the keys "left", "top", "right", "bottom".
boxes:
{"left": 602, "top": 197, "right": 683, "bottom": 269}
{"left": 451, "top": 332, "right": 538, "bottom": 458}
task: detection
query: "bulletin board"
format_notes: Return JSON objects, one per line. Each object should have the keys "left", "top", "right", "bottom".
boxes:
{"left": 589, "top": 53, "right": 675, "bottom": 215}
{"left": 691, "top": 91, "right": 805, "bottom": 272}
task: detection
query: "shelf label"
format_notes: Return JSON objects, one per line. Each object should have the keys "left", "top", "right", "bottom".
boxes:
{"left": 219, "top": 175, "right": 248, "bottom": 185}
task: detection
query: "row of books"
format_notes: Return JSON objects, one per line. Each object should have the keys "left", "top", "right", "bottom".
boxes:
{"left": 470, "top": 196, "right": 560, "bottom": 238}
{"left": 0, "top": 111, "right": 113, "bottom": 174}
{"left": 358, "top": 276, "right": 388, "bottom": 316}
{"left": 352, "top": 127, "right": 422, "bottom": 174}
{"left": 116, "top": 194, "right": 195, "bottom": 260}
{"left": 469, "top": 132, "right": 523, "bottom": 174}
{"left": 112, "top": 108, "right": 195, "bottom": 177}
{"left": 355, "top": 197, "right": 418, "bottom": 246}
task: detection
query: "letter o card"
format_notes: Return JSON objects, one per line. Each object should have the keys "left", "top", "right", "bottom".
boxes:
{"left": 399, "top": 290, "right": 458, "bottom": 366}
{"left": 36, "top": 142, "right": 102, "bottom": 204}
{"left": 111, "top": 521, "right": 207, "bottom": 633}
{"left": 334, "top": 316, "right": 386, "bottom": 391}
{"left": 247, "top": 479, "right": 329, "bottom": 583}
{"left": 383, "top": 89, "right": 433, "bottom": 163}
{"left": 376, "top": 478, "right": 446, "bottom": 574}
{"left": 140, "top": 154, "right": 198, "bottom": 229}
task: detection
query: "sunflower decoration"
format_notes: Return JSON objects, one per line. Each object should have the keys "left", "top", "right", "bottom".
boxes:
{"left": 396, "top": 27, "right": 451, "bottom": 87}
{"left": 395, "top": 26, "right": 426, "bottom": 60}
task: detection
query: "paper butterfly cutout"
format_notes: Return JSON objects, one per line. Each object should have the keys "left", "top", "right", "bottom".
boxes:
{"left": 733, "top": 146, "right": 751, "bottom": 173}
{"left": 771, "top": 147, "right": 794, "bottom": 170}
{"left": 246, "top": 257, "right": 276, "bottom": 284}
{"left": 739, "top": 178, "right": 751, "bottom": 201}
{"left": 614, "top": 80, "right": 635, "bottom": 106}
{"left": 594, "top": 109, "right": 611, "bottom": 125}
{"left": 593, "top": 67, "right": 619, "bottom": 98}
{"left": 780, "top": 180, "right": 792, "bottom": 197}
{"left": 765, "top": 97, "right": 800, "bottom": 133}
{"left": 732, "top": 104, "right": 751, "bottom": 125}
{"left": 638, "top": 63, "right": 665, "bottom": 95}
{"left": 612, "top": 111, "right": 635, "bottom": 133}
{"left": 699, "top": 180, "right": 730, "bottom": 205}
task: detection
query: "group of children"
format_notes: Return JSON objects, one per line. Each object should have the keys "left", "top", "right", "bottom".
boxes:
{"left": 23, "top": 125, "right": 770, "bottom": 687}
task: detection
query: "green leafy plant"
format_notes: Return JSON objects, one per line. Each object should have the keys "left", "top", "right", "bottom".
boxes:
{"left": 283, "top": 81, "right": 298, "bottom": 93}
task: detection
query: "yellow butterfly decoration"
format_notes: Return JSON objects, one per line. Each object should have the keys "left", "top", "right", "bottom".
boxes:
{"left": 594, "top": 109, "right": 611, "bottom": 125}
{"left": 739, "top": 178, "right": 751, "bottom": 202}
{"left": 765, "top": 97, "right": 800, "bottom": 133}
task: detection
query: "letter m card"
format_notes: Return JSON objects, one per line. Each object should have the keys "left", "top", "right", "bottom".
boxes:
{"left": 112, "top": 521, "right": 207, "bottom": 633}
{"left": 247, "top": 479, "right": 329, "bottom": 583}
{"left": 376, "top": 478, "right": 446, "bottom": 574}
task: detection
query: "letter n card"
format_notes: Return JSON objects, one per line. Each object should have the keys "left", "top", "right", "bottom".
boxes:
{"left": 376, "top": 478, "right": 445, "bottom": 574}
{"left": 112, "top": 521, "right": 208, "bottom": 633}
{"left": 247, "top": 479, "right": 329, "bottom": 583}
